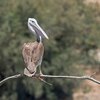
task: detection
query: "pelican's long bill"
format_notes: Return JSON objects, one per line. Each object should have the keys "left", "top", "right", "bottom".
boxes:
{"left": 28, "top": 18, "right": 49, "bottom": 39}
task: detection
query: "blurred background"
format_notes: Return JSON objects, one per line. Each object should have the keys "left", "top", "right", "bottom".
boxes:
{"left": 0, "top": 0, "right": 100, "bottom": 100}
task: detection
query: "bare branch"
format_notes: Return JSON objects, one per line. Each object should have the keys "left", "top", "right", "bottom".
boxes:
{"left": 0, "top": 73, "right": 100, "bottom": 86}
{"left": 40, "top": 75, "right": 100, "bottom": 84}
{"left": 0, "top": 74, "right": 22, "bottom": 86}
{"left": 34, "top": 74, "right": 100, "bottom": 85}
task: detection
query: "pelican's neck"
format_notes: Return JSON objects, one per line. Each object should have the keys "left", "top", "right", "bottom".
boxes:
{"left": 37, "top": 36, "right": 42, "bottom": 43}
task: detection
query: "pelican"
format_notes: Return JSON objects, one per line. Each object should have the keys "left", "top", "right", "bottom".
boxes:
{"left": 22, "top": 18, "right": 49, "bottom": 77}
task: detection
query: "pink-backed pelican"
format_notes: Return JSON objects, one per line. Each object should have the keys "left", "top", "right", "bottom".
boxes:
{"left": 22, "top": 18, "right": 49, "bottom": 77}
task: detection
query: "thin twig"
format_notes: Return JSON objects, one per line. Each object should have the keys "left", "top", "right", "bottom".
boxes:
{"left": 38, "top": 77, "right": 52, "bottom": 86}
{"left": 0, "top": 73, "right": 100, "bottom": 86}
{"left": 0, "top": 74, "right": 22, "bottom": 86}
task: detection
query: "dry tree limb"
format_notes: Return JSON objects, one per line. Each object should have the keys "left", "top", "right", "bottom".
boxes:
{"left": 0, "top": 73, "right": 100, "bottom": 86}
{"left": 0, "top": 74, "right": 22, "bottom": 86}
{"left": 40, "top": 74, "right": 100, "bottom": 84}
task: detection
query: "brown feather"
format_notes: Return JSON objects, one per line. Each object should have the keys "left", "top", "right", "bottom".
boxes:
{"left": 22, "top": 41, "right": 44, "bottom": 77}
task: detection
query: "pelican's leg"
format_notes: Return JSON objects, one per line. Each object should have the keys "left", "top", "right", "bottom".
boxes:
{"left": 39, "top": 65, "right": 43, "bottom": 75}
{"left": 38, "top": 65, "right": 52, "bottom": 85}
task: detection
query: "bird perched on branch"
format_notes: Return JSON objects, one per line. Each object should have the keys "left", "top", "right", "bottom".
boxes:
{"left": 22, "top": 18, "right": 49, "bottom": 77}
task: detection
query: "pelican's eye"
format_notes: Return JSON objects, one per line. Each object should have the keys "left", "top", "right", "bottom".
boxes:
{"left": 31, "top": 20, "right": 35, "bottom": 23}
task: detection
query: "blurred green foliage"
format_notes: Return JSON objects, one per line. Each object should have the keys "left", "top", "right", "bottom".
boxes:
{"left": 0, "top": 0, "right": 100, "bottom": 100}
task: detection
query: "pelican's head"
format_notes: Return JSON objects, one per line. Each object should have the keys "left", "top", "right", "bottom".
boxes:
{"left": 28, "top": 18, "right": 49, "bottom": 41}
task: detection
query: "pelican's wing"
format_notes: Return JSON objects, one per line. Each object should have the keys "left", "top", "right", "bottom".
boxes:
{"left": 22, "top": 43, "right": 30, "bottom": 66}
{"left": 31, "top": 42, "right": 44, "bottom": 66}
{"left": 22, "top": 42, "right": 39, "bottom": 76}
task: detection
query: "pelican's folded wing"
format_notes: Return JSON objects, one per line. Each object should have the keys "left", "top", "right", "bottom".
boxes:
{"left": 22, "top": 42, "right": 38, "bottom": 76}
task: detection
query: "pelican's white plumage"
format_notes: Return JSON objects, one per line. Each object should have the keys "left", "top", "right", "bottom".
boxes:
{"left": 28, "top": 18, "right": 49, "bottom": 40}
